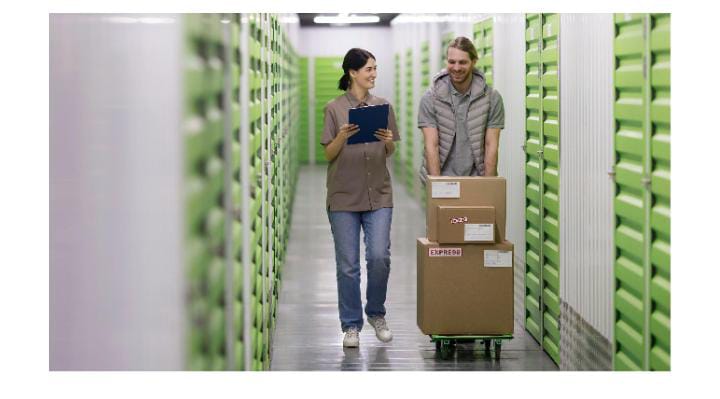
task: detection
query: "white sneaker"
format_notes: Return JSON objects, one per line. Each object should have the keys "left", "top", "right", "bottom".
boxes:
{"left": 343, "top": 328, "right": 360, "bottom": 348}
{"left": 368, "top": 316, "right": 393, "bottom": 343}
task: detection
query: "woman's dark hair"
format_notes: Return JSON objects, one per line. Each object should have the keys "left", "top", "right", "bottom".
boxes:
{"left": 338, "top": 48, "right": 376, "bottom": 91}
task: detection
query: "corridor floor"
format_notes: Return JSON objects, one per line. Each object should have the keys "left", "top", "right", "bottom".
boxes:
{"left": 270, "top": 165, "right": 558, "bottom": 371}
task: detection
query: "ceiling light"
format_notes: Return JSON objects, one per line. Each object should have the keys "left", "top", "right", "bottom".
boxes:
{"left": 314, "top": 14, "right": 380, "bottom": 24}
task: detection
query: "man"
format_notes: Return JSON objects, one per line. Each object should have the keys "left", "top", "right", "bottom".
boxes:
{"left": 418, "top": 36, "right": 505, "bottom": 182}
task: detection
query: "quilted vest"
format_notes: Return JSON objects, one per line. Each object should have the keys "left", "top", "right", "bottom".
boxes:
{"left": 419, "top": 68, "right": 496, "bottom": 184}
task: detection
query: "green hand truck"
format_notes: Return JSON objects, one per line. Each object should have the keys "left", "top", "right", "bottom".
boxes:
{"left": 431, "top": 334, "right": 513, "bottom": 360}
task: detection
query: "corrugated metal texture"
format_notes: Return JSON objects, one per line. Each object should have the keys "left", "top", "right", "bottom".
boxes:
{"left": 560, "top": 301, "right": 613, "bottom": 370}
{"left": 613, "top": 13, "right": 648, "bottom": 371}
{"left": 648, "top": 12, "right": 670, "bottom": 371}
{"left": 493, "top": 13, "right": 527, "bottom": 328}
{"left": 540, "top": 13, "right": 561, "bottom": 365}
{"left": 558, "top": 13, "right": 614, "bottom": 342}
{"left": 393, "top": 24, "right": 407, "bottom": 186}
{"left": 404, "top": 46, "right": 414, "bottom": 193}
{"left": 523, "top": 13, "right": 543, "bottom": 345}
{"left": 393, "top": 52, "right": 403, "bottom": 177}
{"left": 411, "top": 23, "right": 426, "bottom": 201}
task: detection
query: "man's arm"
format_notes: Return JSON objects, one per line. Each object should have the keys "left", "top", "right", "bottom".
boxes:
{"left": 422, "top": 127, "right": 441, "bottom": 176}
{"left": 484, "top": 127, "right": 501, "bottom": 176}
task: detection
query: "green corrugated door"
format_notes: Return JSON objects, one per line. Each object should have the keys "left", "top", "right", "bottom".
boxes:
{"left": 474, "top": 18, "right": 494, "bottom": 86}
{"left": 525, "top": 13, "right": 561, "bottom": 366}
{"left": 394, "top": 53, "right": 403, "bottom": 180}
{"left": 441, "top": 32, "right": 454, "bottom": 70}
{"left": 473, "top": 22, "right": 483, "bottom": 66}
{"left": 648, "top": 13, "right": 670, "bottom": 372}
{"left": 405, "top": 48, "right": 414, "bottom": 194}
{"left": 314, "top": 57, "right": 343, "bottom": 164}
{"left": 540, "top": 13, "right": 561, "bottom": 365}
{"left": 524, "top": 13, "right": 543, "bottom": 346}
{"left": 420, "top": 42, "right": 430, "bottom": 206}
{"left": 613, "top": 13, "right": 671, "bottom": 371}
{"left": 613, "top": 13, "right": 650, "bottom": 371}
{"left": 298, "top": 58, "right": 309, "bottom": 164}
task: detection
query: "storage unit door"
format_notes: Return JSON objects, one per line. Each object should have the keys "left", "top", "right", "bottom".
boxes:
{"left": 613, "top": 13, "right": 649, "bottom": 371}
{"left": 540, "top": 12, "right": 561, "bottom": 366}
{"left": 524, "top": 13, "right": 544, "bottom": 345}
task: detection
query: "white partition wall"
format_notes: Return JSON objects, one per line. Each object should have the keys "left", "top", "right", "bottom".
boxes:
{"left": 50, "top": 14, "right": 185, "bottom": 370}
{"left": 558, "top": 13, "right": 615, "bottom": 370}
{"left": 493, "top": 13, "right": 528, "bottom": 329}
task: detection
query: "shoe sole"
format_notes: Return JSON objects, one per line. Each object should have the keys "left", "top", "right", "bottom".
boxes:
{"left": 375, "top": 334, "right": 393, "bottom": 343}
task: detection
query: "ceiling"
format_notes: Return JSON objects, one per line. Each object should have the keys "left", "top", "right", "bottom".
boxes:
{"left": 297, "top": 13, "right": 399, "bottom": 27}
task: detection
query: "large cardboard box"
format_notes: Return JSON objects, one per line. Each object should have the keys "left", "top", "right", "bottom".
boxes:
{"left": 417, "top": 238, "right": 514, "bottom": 335}
{"left": 437, "top": 205, "right": 498, "bottom": 244}
{"left": 426, "top": 176, "right": 506, "bottom": 243}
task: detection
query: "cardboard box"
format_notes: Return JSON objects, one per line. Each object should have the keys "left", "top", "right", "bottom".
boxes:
{"left": 437, "top": 205, "right": 498, "bottom": 244}
{"left": 426, "top": 176, "right": 506, "bottom": 243}
{"left": 417, "top": 238, "right": 514, "bottom": 335}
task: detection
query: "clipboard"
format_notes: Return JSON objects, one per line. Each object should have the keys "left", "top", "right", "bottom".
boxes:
{"left": 347, "top": 103, "right": 389, "bottom": 145}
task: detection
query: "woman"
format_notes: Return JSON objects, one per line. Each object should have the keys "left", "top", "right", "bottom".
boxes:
{"left": 320, "top": 48, "right": 400, "bottom": 348}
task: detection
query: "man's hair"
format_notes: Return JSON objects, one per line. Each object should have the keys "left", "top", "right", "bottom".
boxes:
{"left": 447, "top": 36, "right": 478, "bottom": 62}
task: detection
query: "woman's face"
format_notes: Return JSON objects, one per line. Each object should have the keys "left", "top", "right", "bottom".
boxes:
{"left": 350, "top": 58, "right": 377, "bottom": 91}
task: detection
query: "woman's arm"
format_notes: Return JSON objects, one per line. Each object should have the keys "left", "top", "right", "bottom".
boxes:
{"left": 324, "top": 123, "right": 359, "bottom": 162}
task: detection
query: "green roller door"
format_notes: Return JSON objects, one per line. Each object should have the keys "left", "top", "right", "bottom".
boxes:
{"left": 394, "top": 53, "right": 403, "bottom": 181}
{"left": 419, "top": 42, "right": 430, "bottom": 206}
{"left": 613, "top": 13, "right": 671, "bottom": 372}
{"left": 648, "top": 14, "right": 671, "bottom": 371}
{"left": 314, "top": 57, "right": 344, "bottom": 164}
{"left": 299, "top": 58, "right": 309, "bottom": 164}
{"left": 524, "top": 13, "right": 561, "bottom": 366}
{"left": 540, "top": 13, "right": 561, "bottom": 365}
{"left": 474, "top": 18, "right": 494, "bottom": 86}
{"left": 524, "top": 12, "right": 543, "bottom": 350}
{"left": 183, "top": 13, "right": 229, "bottom": 371}
{"left": 441, "top": 32, "right": 454, "bottom": 70}
{"left": 184, "top": 12, "right": 301, "bottom": 372}
{"left": 613, "top": 13, "right": 650, "bottom": 372}
{"left": 405, "top": 48, "right": 415, "bottom": 194}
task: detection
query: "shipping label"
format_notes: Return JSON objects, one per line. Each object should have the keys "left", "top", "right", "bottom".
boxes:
{"left": 484, "top": 250, "right": 512, "bottom": 267}
{"left": 428, "top": 247, "right": 463, "bottom": 257}
{"left": 431, "top": 181, "right": 460, "bottom": 198}
{"left": 464, "top": 223, "right": 494, "bottom": 241}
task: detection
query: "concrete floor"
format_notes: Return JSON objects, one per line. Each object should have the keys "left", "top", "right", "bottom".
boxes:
{"left": 270, "top": 165, "right": 558, "bottom": 371}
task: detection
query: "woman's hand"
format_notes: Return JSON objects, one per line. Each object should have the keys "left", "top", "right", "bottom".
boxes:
{"left": 338, "top": 124, "right": 360, "bottom": 141}
{"left": 374, "top": 128, "right": 393, "bottom": 143}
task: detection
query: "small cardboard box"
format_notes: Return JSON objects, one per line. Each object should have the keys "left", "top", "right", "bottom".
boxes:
{"left": 426, "top": 176, "right": 506, "bottom": 243}
{"left": 417, "top": 238, "right": 514, "bottom": 335}
{"left": 437, "top": 205, "right": 498, "bottom": 244}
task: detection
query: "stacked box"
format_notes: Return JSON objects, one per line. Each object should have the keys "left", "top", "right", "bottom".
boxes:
{"left": 417, "top": 176, "right": 514, "bottom": 335}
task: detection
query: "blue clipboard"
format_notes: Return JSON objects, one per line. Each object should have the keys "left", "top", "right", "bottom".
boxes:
{"left": 347, "top": 103, "right": 389, "bottom": 145}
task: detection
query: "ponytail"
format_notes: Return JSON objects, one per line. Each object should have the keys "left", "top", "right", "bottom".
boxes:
{"left": 338, "top": 73, "right": 351, "bottom": 91}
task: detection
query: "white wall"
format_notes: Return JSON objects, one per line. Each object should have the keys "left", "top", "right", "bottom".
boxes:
{"left": 559, "top": 13, "right": 615, "bottom": 340}
{"left": 492, "top": 13, "right": 528, "bottom": 328}
{"left": 298, "top": 27, "right": 394, "bottom": 101}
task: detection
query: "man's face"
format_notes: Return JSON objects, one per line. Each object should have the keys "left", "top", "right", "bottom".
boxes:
{"left": 446, "top": 47, "right": 475, "bottom": 85}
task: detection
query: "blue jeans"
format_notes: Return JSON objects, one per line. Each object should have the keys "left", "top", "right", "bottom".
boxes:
{"left": 327, "top": 207, "right": 392, "bottom": 332}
